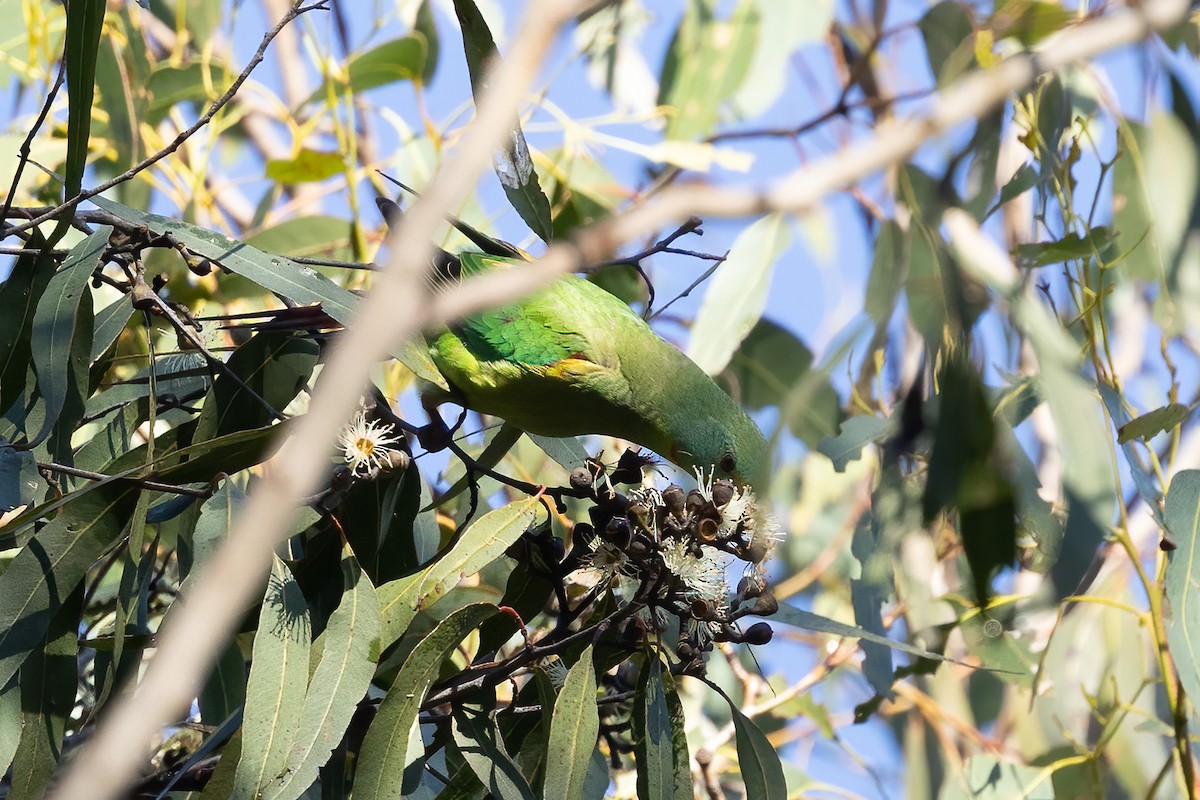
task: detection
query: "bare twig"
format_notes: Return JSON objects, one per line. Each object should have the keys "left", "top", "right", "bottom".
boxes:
{"left": 36, "top": 462, "right": 211, "bottom": 498}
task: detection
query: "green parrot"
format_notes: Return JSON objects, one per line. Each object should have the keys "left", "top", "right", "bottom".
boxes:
{"left": 227, "top": 199, "right": 768, "bottom": 487}
{"left": 423, "top": 249, "right": 769, "bottom": 488}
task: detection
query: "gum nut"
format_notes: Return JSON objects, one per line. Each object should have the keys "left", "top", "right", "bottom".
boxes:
{"left": 685, "top": 489, "right": 707, "bottom": 514}
{"left": 711, "top": 479, "right": 735, "bottom": 507}
{"left": 690, "top": 598, "right": 715, "bottom": 620}
{"left": 743, "top": 622, "right": 774, "bottom": 645}
{"left": 736, "top": 575, "right": 765, "bottom": 600}
{"left": 663, "top": 486, "right": 686, "bottom": 516}
{"left": 697, "top": 517, "right": 719, "bottom": 542}
{"left": 746, "top": 538, "right": 772, "bottom": 564}
{"left": 752, "top": 592, "right": 779, "bottom": 616}
{"left": 677, "top": 642, "right": 696, "bottom": 660}
{"left": 605, "top": 517, "right": 632, "bottom": 548}
{"left": 627, "top": 539, "right": 650, "bottom": 559}
{"left": 570, "top": 467, "right": 594, "bottom": 490}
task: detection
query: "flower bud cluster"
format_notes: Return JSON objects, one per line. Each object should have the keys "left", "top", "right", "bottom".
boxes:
{"left": 564, "top": 451, "right": 782, "bottom": 676}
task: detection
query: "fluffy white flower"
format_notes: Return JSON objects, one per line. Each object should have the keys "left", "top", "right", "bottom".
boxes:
{"left": 661, "top": 539, "right": 728, "bottom": 602}
{"left": 337, "top": 410, "right": 403, "bottom": 476}
{"left": 584, "top": 539, "right": 630, "bottom": 585}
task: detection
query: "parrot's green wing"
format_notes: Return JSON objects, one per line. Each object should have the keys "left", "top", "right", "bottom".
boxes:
{"left": 448, "top": 253, "right": 597, "bottom": 368}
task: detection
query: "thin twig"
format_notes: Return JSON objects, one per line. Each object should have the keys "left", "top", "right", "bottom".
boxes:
{"left": 3, "top": 2, "right": 330, "bottom": 240}
{"left": 36, "top": 462, "right": 211, "bottom": 498}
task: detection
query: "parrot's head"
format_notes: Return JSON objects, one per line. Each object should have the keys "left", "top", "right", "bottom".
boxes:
{"left": 670, "top": 408, "right": 769, "bottom": 493}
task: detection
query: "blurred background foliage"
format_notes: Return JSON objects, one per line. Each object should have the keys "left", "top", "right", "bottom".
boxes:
{"left": 2, "top": 0, "right": 1200, "bottom": 798}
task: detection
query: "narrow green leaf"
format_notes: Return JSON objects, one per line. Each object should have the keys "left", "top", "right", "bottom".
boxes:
{"left": 729, "top": 703, "right": 786, "bottom": 800}
{"left": 7, "top": 590, "right": 81, "bottom": 800}
{"left": 771, "top": 604, "right": 973, "bottom": 666}
{"left": 88, "top": 196, "right": 448, "bottom": 389}
{"left": 544, "top": 645, "right": 599, "bottom": 800}
{"left": 944, "top": 754, "right": 1056, "bottom": 799}
{"left": 453, "top": 706, "right": 537, "bottom": 800}
{"left": 452, "top": 0, "right": 554, "bottom": 242}
{"left": 918, "top": 1, "right": 976, "bottom": 86}
{"left": 0, "top": 243, "right": 56, "bottom": 414}
{"left": 817, "top": 415, "right": 896, "bottom": 472}
{"left": 658, "top": 0, "right": 760, "bottom": 140}
{"left": 56, "top": 0, "right": 106, "bottom": 244}
{"left": 687, "top": 213, "right": 791, "bottom": 375}
{"left": 0, "top": 485, "right": 136, "bottom": 688}
{"left": 377, "top": 496, "right": 541, "bottom": 647}
{"left": 28, "top": 225, "right": 111, "bottom": 446}
{"left": 0, "top": 444, "right": 39, "bottom": 512}
{"left": 634, "top": 658, "right": 691, "bottom": 800}
{"left": 1014, "top": 226, "right": 1116, "bottom": 267}
{"left": 231, "top": 557, "right": 312, "bottom": 799}
{"left": 345, "top": 36, "right": 427, "bottom": 93}
{"left": 0, "top": 677, "right": 19, "bottom": 778}
{"left": 193, "top": 331, "right": 318, "bottom": 442}
{"left": 354, "top": 603, "right": 498, "bottom": 800}
{"left": 526, "top": 433, "right": 590, "bottom": 472}
{"left": 1165, "top": 471, "right": 1200, "bottom": 707}
{"left": 89, "top": 295, "right": 134, "bottom": 363}
{"left": 1098, "top": 385, "right": 1164, "bottom": 526}
{"left": 265, "top": 149, "right": 344, "bottom": 184}
{"left": 1117, "top": 402, "right": 1190, "bottom": 444}
{"left": 265, "top": 551, "right": 381, "bottom": 800}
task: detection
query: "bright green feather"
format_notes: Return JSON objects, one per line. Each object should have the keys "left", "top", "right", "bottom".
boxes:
{"left": 426, "top": 252, "right": 769, "bottom": 488}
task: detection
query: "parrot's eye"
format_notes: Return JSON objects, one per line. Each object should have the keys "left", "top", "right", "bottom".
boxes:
{"left": 719, "top": 453, "right": 736, "bottom": 474}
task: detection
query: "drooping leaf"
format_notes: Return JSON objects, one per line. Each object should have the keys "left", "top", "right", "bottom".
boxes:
{"left": 688, "top": 213, "right": 791, "bottom": 375}
{"left": 265, "top": 551, "right": 381, "bottom": 800}
{"left": 0, "top": 244, "right": 56, "bottom": 414}
{"left": 526, "top": 433, "right": 590, "bottom": 472}
{"left": 89, "top": 295, "right": 134, "bottom": 363}
{"left": 1164, "top": 471, "right": 1200, "bottom": 708}
{"left": 864, "top": 220, "right": 908, "bottom": 326}
{"left": 344, "top": 36, "right": 428, "bottom": 94}
{"left": 770, "top": 604, "right": 969, "bottom": 666}
{"left": 850, "top": 518, "right": 894, "bottom": 698}
{"left": 231, "top": 557, "right": 312, "bottom": 799}
{"left": 727, "top": 698, "right": 787, "bottom": 800}
{"left": 28, "top": 225, "right": 111, "bottom": 446}
{"left": 940, "top": 754, "right": 1055, "bottom": 799}
{"left": 452, "top": 0, "right": 554, "bottom": 241}
{"left": 55, "top": 0, "right": 106, "bottom": 245}
{"left": 0, "top": 443, "right": 39, "bottom": 512}
{"left": 918, "top": 1, "right": 976, "bottom": 86}
{"left": 544, "top": 645, "right": 600, "bottom": 800}
{"left": 1014, "top": 226, "right": 1116, "bottom": 267}
{"left": 634, "top": 657, "right": 691, "bottom": 800}
{"left": 7, "top": 589, "right": 81, "bottom": 800}
{"left": 354, "top": 603, "right": 498, "bottom": 800}
{"left": 1098, "top": 385, "right": 1165, "bottom": 526}
{"left": 192, "top": 331, "right": 318, "bottom": 442}
{"left": 0, "top": 677, "right": 19, "bottom": 778}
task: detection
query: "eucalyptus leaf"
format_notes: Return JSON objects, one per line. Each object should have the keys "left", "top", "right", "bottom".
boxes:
{"left": 231, "top": 557, "right": 312, "bottom": 799}
{"left": 28, "top": 226, "right": 111, "bottom": 446}
{"left": 688, "top": 213, "right": 791, "bottom": 375}
{"left": 544, "top": 645, "right": 600, "bottom": 800}
{"left": 355, "top": 603, "right": 498, "bottom": 800}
